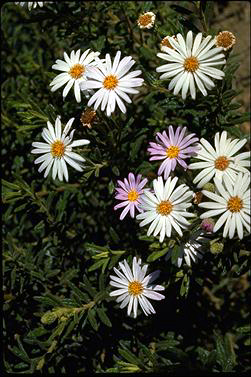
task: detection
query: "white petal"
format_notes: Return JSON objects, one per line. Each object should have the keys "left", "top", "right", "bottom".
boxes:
{"left": 62, "top": 78, "right": 74, "bottom": 98}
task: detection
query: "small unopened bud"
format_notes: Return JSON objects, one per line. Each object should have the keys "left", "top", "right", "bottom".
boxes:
{"left": 210, "top": 242, "right": 224, "bottom": 254}
{"left": 203, "top": 183, "right": 215, "bottom": 192}
{"left": 201, "top": 218, "right": 215, "bottom": 233}
{"left": 41, "top": 311, "right": 57, "bottom": 325}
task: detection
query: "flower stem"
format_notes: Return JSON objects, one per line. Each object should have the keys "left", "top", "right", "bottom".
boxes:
{"left": 195, "top": 1, "right": 208, "bottom": 34}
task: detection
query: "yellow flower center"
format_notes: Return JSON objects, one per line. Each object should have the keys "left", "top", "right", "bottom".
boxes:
{"left": 69, "top": 64, "right": 85, "bottom": 79}
{"left": 138, "top": 14, "right": 152, "bottom": 27}
{"left": 51, "top": 140, "right": 65, "bottom": 158}
{"left": 183, "top": 56, "right": 199, "bottom": 72}
{"left": 157, "top": 200, "right": 173, "bottom": 216}
{"left": 214, "top": 156, "right": 229, "bottom": 171}
{"left": 103, "top": 74, "right": 118, "bottom": 90}
{"left": 128, "top": 281, "right": 143, "bottom": 296}
{"left": 227, "top": 196, "right": 243, "bottom": 213}
{"left": 166, "top": 145, "right": 180, "bottom": 159}
{"left": 127, "top": 189, "right": 139, "bottom": 202}
{"left": 216, "top": 31, "right": 236, "bottom": 49}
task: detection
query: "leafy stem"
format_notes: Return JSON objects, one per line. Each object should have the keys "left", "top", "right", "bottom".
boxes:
{"left": 195, "top": 1, "right": 208, "bottom": 34}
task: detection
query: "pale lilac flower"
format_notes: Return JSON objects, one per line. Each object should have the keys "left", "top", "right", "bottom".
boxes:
{"left": 148, "top": 126, "right": 199, "bottom": 179}
{"left": 114, "top": 173, "right": 148, "bottom": 220}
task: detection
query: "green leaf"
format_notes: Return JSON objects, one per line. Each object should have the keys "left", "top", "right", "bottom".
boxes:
{"left": 96, "top": 307, "right": 112, "bottom": 327}
{"left": 27, "top": 110, "right": 48, "bottom": 121}
{"left": 235, "top": 325, "right": 251, "bottom": 334}
{"left": 108, "top": 180, "right": 115, "bottom": 194}
{"left": 110, "top": 249, "right": 126, "bottom": 256}
{"left": 80, "top": 275, "right": 97, "bottom": 298}
{"left": 196, "top": 346, "right": 210, "bottom": 366}
{"left": 244, "top": 338, "right": 251, "bottom": 346}
{"left": 109, "top": 227, "right": 120, "bottom": 244}
{"left": 170, "top": 4, "right": 193, "bottom": 14}
{"left": 87, "top": 309, "right": 99, "bottom": 331}
{"left": 171, "top": 245, "right": 180, "bottom": 265}
{"left": 179, "top": 19, "right": 200, "bottom": 33}
{"left": 139, "top": 46, "right": 156, "bottom": 60}
{"left": 85, "top": 243, "right": 107, "bottom": 254}
{"left": 61, "top": 317, "right": 78, "bottom": 341}
{"left": 129, "top": 134, "right": 146, "bottom": 161}
{"left": 2, "top": 179, "right": 20, "bottom": 190}
{"left": 26, "top": 327, "right": 48, "bottom": 339}
{"left": 34, "top": 294, "right": 62, "bottom": 307}
{"left": 88, "top": 259, "right": 108, "bottom": 272}
{"left": 222, "top": 89, "right": 238, "bottom": 100}
{"left": 215, "top": 333, "right": 236, "bottom": 372}
{"left": 147, "top": 247, "right": 169, "bottom": 262}
{"left": 112, "top": 166, "right": 120, "bottom": 176}
{"left": 101, "top": 258, "right": 109, "bottom": 273}
{"left": 91, "top": 35, "right": 106, "bottom": 51}
{"left": 98, "top": 273, "right": 105, "bottom": 292}
{"left": 14, "top": 362, "right": 30, "bottom": 370}
{"left": 66, "top": 281, "right": 90, "bottom": 303}
{"left": 9, "top": 345, "right": 30, "bottom": 362}
{"left": 118, "top": 348, "right": 144, "bottom": 369}
{"left": 14, "top": 203, "right": 28, "bottom": 213}
{"left": 180, "top": 274, "right": 190, "bottom": 297}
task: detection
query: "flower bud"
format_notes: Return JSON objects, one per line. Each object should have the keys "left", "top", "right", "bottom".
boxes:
{"left": 203, "top": 183, "right": 215, "bottom": 192}
{"left": 201, "top": 218, "right": 215, "bottom": 233}
{"left": 41, "top": 311, "right": 57, "bottom": 325}
{"left": 210, "top": 242, "right": 224, "bottom": 254}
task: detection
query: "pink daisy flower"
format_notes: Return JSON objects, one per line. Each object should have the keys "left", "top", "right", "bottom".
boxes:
{"left": 114, "top": 173, "right": 148, "bottom": 220}
{"left": 148, "top": 126, "right": 199, "bottom": 179}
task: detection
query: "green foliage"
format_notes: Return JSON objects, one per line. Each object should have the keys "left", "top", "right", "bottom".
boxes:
{"left": 2, "top": 0, "right": 250, "bottom": 374}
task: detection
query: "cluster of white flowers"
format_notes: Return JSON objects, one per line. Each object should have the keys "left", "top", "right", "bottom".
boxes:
{"left": 25, "top": 4, "right": 249, "bottom": 319}
{"left": 50, "top": 49, "right": 144, "bottom": 116}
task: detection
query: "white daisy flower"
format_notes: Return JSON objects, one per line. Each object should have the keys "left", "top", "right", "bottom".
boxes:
{"left": 137, "top": 12, "right": 156, "bottom": 29}
{"left": 189, "top": 131, "right": 250, "bottom": 188}
{"left": 81, "top": 51, "right": 144, "bottom": 117}
{"left": 166, "top": 230, "right": 210, "bottom": 267}
{"left": 31, "top": 116, "right": 90, "bottom": 181}
{"left": 156, "top": 30, "right": 226, "bottom": 99}
{"left": 15, "top": 2, "right": 43, "bottom": 10}
{"left": 136, "top": 176, "right": 195, "bottom": 243}
{"left": 49, "top": 49, "right": 101, "bottom": 103}
{"left": 109, "top": 257, "right": 165, "bottom": 318}
{"left": 199, "top": 173, "right": 250, "bottom": 239}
